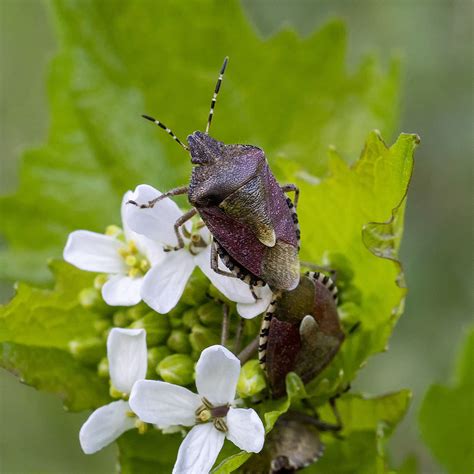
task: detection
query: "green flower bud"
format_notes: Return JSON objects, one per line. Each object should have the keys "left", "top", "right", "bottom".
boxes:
{"left": 93, "top": 274, "right": 108, "bottom": 290}
{"left": 93, "top": 318, "right": 110, "bottom": 335}
{"left": 167, "top": 330, "right": 192, "bottom": 354}
{"left": 126, "top": 302, "right": 149, "bottom": 322}
{"left": 147, "top": 346, "right": 171, "bottom": 378}
{"left": 79, "top": 287, "right": 104, "bottom": 311}
{"left": 189, "top": 324, "right": 220, "bottom": 353}
{"left": 113, "top": 310, "right": 131, "bottom": 328}
{"left": 158, "top": 354, "right": 194, "bottom": 385}
{"left": 130, "top": 312, "right": 170, "bottom": 346}
{"left": 237, "top": 360, "right": 267, "bottom": 398}
{"left": 197, "top": 301, "right": 223, "bottom": 326}
{"left": 182, "top": 308, "right": 199, "bottom": 329}
{"left": 180, "top": 272, "right": 209, "bottom": 306}
{"left": 97, "top": 357, "right": 109, "bottom": 378}
{"left": 69, "top": 337, "right": 106, "bottom": 365}
{"left": 168, "top": 303, "right": 187, "bottom": 329}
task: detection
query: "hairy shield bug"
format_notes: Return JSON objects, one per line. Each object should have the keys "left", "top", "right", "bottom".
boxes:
{"left": 128, "top": 57, "right": 301, "bottom": 293}
{"left": 259, "top": 271, "right": 345, "bottom": 398}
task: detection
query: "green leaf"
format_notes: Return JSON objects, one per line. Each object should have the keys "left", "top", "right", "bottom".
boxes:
{"left": 304, "top": 391, "right": 411, "bottom": 474}
{"left": 0, "top": 0, "right": 400, "bottom": 284}
{"left": 117, "top": 430, "right": 182, "bottom": 474}
{"left": 418, "top": 327, "right": 474, "bottom": 474}
{"left": 0, "top": 343, "right": 109, "bottom": 411}
{"left": 293, "top": 132, "right": 419, "bottom": 397}
{"left": 0, "top": 261, "right": 109, "bottom": 410}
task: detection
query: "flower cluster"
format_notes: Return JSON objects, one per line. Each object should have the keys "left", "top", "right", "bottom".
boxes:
{"left": 65, "top": 186, "right": 270, "bottom": 473}
{"left": 65, "top": 186, "right": 272, "bottom": 318}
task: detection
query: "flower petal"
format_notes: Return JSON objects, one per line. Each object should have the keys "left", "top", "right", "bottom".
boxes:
{"left": 173, "top": 423, "right": 225, "bottom": 474}
{"left": 102, "top": 274, "right": 143, "bottom": 306}
{"left": 124, "top": 184, "right": 188, "bottom": 246}
{"left": 79, "top": 400, "right": 135, "bottom": 454}
{"left": 236, "top": 285, "right": 273, "bottom": 319}
{"left": 63, "top": 230, "right": 125, "bottom": 273}
{"left": 141, "top": 251, "right": 195, "bottom": 314}
{"left": 226, "top": 407, "right": 265, "bottom": 453}
{"left": 195, "top": 345, "right": 240, "bottom": 405}
{"left": 195, "top": 247, "right": 254, "bottom": 304}
{"left": 129, "top": 380, "right": 201, "bottom": 427}
{"left": 107, "top": 328, "right": 147, "bottom": 394}
{"left": 121, "top": 191, "right": 165, "bottom": 265}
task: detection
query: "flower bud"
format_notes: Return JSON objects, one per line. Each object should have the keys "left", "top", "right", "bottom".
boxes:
{"left": 97, "top": 357, "right": 109, "bottom": 378}
{"left": 130, "top": 312, "right": 170, "bottom": 346}
{"left": 69, "top": 337, "right": 106, "bottom": 365}
{"left": 158, "top": 354, "right": 194, "bottom": 386}
{"left": 197, "top": 301, "right": 223, "bottom": 326}
{"left": 113, "top": 310, "right": 131, "bottom": 328}
{"left": 182, "top": 308, "right": 199, "bottom": 329}
{"left": 93, "top": 274, "right": 108, "bottom": 290}
{"left": 168, "top": 303, "right": 187, "bottom": 329}
{"left": 79, "top": 287, "right": 104, "bottom": 311}
{"left": 180, "top": 273, "right": 209, "bottom": 306}
{"left": 189, "top": 324, "right": 220, "bottom": 353}
{"left": 93, "top": 318, "right": 110, "bottom": 335}
{"left": 237, "top": 360, "right": 267, "bottom": 398}
{"left": 126, "top": 302, "right": 149, "bottom": 322}
{"left": 147, "top": 347, "right": 171, "bottom": 378}
{"left": 167, "top": 330, "right": 192, "bottom": 354}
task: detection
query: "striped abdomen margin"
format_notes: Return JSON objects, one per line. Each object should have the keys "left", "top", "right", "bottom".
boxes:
{"left": 306, "top": 271, "right": 339, "bottom": 304}
{"left": 258, "top": 290, "right": 282, "bottom": 368}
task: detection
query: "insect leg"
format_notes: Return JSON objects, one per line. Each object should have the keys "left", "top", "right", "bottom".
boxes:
{"left": 210, "top": 241, "right": 238, "bottom": 278}
{"left": 127, "top": 186, "right": 189, "bottom": 209}
{"left": 280, "top": 183, "right": 300, "bottom": 209}
{"left": 164, "top": 208, "right": 198, "bottom": 252}
{"left": 205, "top": 57, "right": 229, "bottom": 134}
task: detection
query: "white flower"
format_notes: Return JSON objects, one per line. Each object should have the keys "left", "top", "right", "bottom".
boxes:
{"left": 124, "top": 184, "right": 272, "bottom": 317}
{"left": 64, "top": 192, "right": 164, "bottom": 306}
{"left": 130, "top": 345, "right": 265, "bottom": 474}
{"left": 79, "top": 328, "right": 147, "bottom": 454}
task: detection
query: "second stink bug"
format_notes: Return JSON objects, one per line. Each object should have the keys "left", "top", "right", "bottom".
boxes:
{"left": 128, "top": 57, "right": 301, "bottom": 294}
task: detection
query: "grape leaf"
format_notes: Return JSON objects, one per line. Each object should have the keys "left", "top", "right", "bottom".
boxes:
{"left": 418, "top": 327, "right": 474, "bottom": 474}
{"left": 0, "top": 261, "right": 110, "bottom": 410}
{"left": 0, "top": 0, "right": 400, "bottom": 284}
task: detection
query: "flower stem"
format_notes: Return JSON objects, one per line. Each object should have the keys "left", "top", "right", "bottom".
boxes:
{"left": 238, "top": 336, "right": 258, "bottom": 364}
{"left": 220, "top": 303, "right": 230, "bottom": 346}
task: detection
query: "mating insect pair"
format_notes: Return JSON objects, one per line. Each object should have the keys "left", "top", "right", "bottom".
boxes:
{"left": 128, "top": 57, "right": 301, "bottom": 296}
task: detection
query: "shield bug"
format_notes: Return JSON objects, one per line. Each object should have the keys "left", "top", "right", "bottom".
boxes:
{"left": 128, "top": 57, "right": 301, "bottom": 293}
{"left": 259, "top": 271, "right": 345, "bottom": 398}
{"left": 242, "top": 409, "right": 342, "bottom": 473}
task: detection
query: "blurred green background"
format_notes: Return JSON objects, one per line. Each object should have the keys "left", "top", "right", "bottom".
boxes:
{"left": 0, "top": 1, "right": 471, "bottom": 473}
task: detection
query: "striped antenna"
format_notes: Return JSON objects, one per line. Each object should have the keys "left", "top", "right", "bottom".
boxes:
{"left": 205, "top": 56, "right": 229, "bottom": 134}
{"left": 142, "top": 115, "right": 188, "bottom": 151}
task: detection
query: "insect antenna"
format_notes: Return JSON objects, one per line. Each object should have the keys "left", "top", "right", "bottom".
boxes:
{"left": 205, "top": 56, "right": 229, "bottom": 134}
{"left": 142, "top": 114, "right": 189, "bottom": 151}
